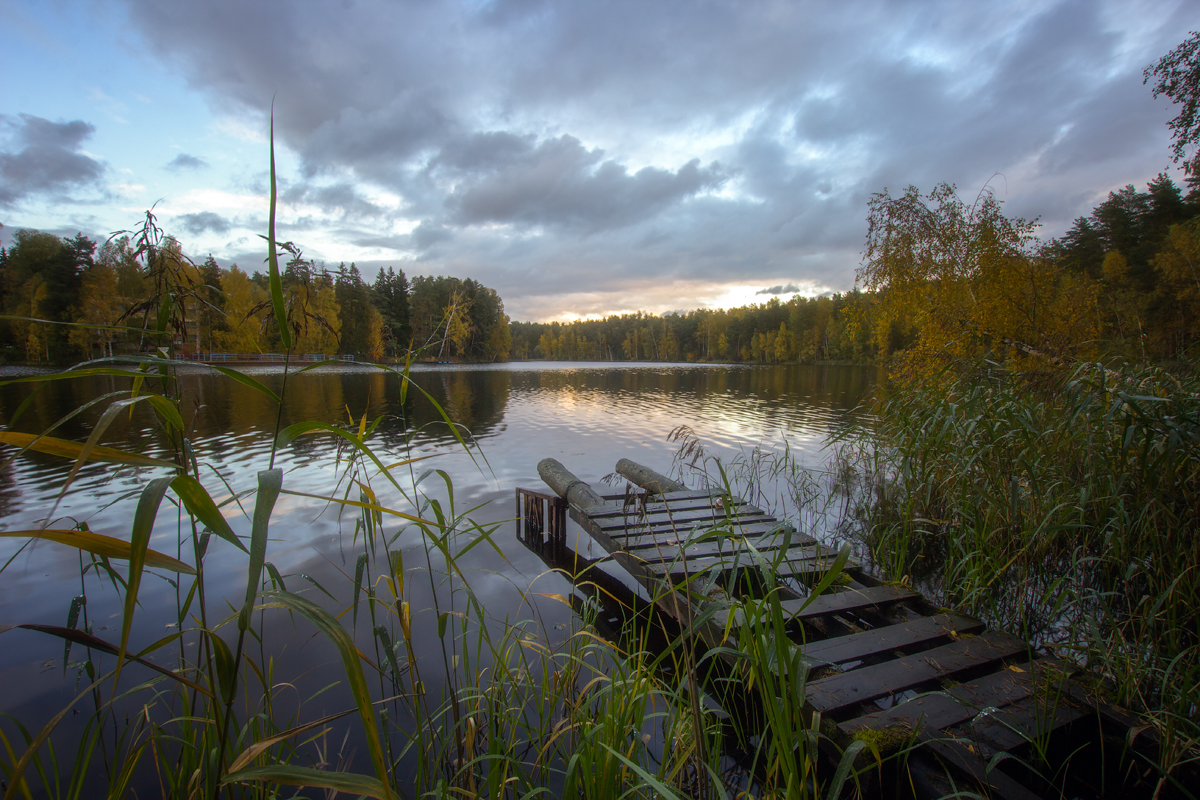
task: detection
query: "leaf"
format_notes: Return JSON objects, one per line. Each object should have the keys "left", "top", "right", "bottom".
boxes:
{"left": 211, "top": 632, "right": 237, "bottom": 705}
{"left": 0, "top": 431, "right": 176, "bottom": 469}
{"left": 276, "top": 422, "right": 420, "bottom": 503}
{"left": 239, "top": 469, "right": 282, "bottom": 633}
{"left": 0, "top": 624, "right": 209, "bottom": 696}
{"left": 0, "top": 530, "right": 194, "bottom": 574}
{"left": 227, "top": 708, "right": 357, "bottom": 773}
{"left": 257, "top": 591, "right": 392, "bottom": 797}
{"left": 0, "top": 368, "right": 145, "bottom": 387}
{"left": 280, "top": 488, "right": 433, "bottom": 526}
{"left": 1, "top": 675, "right": 108, "bottom": 800}
{"left": 220, "top": 764, "right": 387, "bottom": 799}
{"left": 116, "top": 476, "right": 173, "bottom": 688}
{"left": 170, "top": 475, "right": 248, "bottom": 553}
{"left": 266, "top": 108, "right": 291, "bottom": 351}
{"left": 206, "top": 365, "right": 281, "bottom": 403}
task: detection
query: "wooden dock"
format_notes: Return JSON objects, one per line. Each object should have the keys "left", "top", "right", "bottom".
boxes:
{"left": 518, "top": 457, "right": 1189, "bottom": 800}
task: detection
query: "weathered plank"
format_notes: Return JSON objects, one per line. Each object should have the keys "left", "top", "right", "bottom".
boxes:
{"left": 592, "top": 514, "right": 774, "bottom": 535}
{"left": 962, "top": 693, "right": 1088, "bottom": 753}
{"left": 805, "top": 630, "right": 1030, "bottom": 715}
{"left": 585, "top": 501, "right": 763, "bottom": 525}
{"left": 716, "top": 585, "right": 917, "bottom": 629}
{"left": 919, "top": 733, "right": 1044, "bottom": 800}
{"left": 608, "top": 521, "right": 809, "bottom": 546}
{"left": 639, "top": 543, "right": 844, "bottom": 581}
{"left": 621, "top": 530, "right": 816, "bottom": 560}
{"left": 838, "top": 658, "right": 1063, "bottom": 736}
{"left": 800, "top": 612, "right": 985, "bottom": 666}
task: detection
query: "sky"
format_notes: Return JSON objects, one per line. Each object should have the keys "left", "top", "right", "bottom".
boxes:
{"left": 1, "top": 0, "right": 1197, "bottom": 322}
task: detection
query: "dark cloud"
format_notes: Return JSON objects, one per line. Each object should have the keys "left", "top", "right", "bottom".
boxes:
{"left": 282, "top": 182, "right": 387, "bottom": 219}
{"left": 176, "top": 211, "right": 232, "bottom": 235}
{"left": 0, "top": 114, "right": 104, "bottom": 207}
{"left": 446, "top": 135, "right": 726, "bottom": 232}
{"left": 757, "top": 284, "right": 802, "bottom": 296}
{"left": 166, "top": 153, "right": 208, "bottom": 171}
{"left": 113, "top": 0, "right": 1198, "bottom": 319}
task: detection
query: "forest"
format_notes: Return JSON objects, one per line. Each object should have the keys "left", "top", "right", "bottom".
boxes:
{"left": 4, "top": 169, "right": 1198, "bottom": 370}
{"left": 514, "top": 171, "right": 1200, "bottom": 367}
{"left": 0, "top": 223, "right": 513, "bottom": 364}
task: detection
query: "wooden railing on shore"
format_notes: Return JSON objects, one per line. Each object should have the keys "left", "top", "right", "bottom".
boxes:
{"left": 172, "top": 353, "right": 356, "bottom": 363}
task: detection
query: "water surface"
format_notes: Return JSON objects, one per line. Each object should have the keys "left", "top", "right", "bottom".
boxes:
{"left": 0, "top": 361, "right": 877, "bottom": 777}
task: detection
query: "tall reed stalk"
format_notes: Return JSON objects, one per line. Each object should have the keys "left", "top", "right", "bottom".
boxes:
{"left": 830, "top": 361, "right": 1200, "bottom": 788}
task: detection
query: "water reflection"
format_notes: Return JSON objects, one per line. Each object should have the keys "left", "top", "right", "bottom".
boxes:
{"left": 0, "top": 362, "right": 876, "bottom": 735}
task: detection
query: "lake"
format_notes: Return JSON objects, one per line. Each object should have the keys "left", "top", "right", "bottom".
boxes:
{"left": 0, "top": 361, "right": 877, "bottom": 787}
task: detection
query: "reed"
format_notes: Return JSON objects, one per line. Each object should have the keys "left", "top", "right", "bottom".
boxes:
{"left": 0, "top": 121, "right": 880, "bottom": 800}
{"left": 832, "top": 360, "right": 1200, "bottom": 789}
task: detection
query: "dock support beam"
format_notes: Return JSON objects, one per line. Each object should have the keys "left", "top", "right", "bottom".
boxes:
{"left": 537, "top": 458, "right": 606, "bottom": 511}
{"left": 615, "top": 458, "right": 689, "bottom": 495}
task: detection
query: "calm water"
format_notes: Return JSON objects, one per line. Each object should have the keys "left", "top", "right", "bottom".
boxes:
{"left": 0, "top": 361, "right": 877, "bottom": 779}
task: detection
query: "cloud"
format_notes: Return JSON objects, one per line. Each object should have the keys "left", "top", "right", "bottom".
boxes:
{"left": 105, "top": 1, "right": 1200, "bottom": 320}
{"left": 166, "top": 153, "right": 208, "bottom": 171}
{"left": 281, "top": 182, "right": 388, "bottom": 219}
{"left": 757, "top": 284, "right": 801, "bottom": 296}
{"left": 446, "top": 135, "right": 727, "bottom": 232}
{"left": 0, "top": 114, "right": 105, "bottom": 207}
{"left": 175, "top": 211, "right": 232, "bottom": 235}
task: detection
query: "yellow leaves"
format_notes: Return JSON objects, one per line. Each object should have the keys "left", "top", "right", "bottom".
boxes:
{"left": 0, "top": 529, "right": 194, "bottom": 574}
{"left": 860, "top": 183, "right": 1102, "bottom": 379}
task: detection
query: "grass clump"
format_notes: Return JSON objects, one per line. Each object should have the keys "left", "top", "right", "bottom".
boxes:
{"left": 839, "top": 360, "right": 1200, "bottom": 782}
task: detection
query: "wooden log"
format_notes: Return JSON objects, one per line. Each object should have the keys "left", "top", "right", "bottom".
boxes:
{"left": 537, "top": 458, "right": 607, "bottom": 511}
{"left": 615, "top": 457, "right": 689, "bottom": 495}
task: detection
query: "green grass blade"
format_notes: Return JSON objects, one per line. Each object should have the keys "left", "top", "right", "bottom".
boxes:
{"left": 277, "top": 422, "right": 419, "bottom": 502}
{"left": 258, "top": 590, "right": 393, "bottom": 799}
{"left": 116, "top": 476, "right": 173, "bottom": 688}
{"left": 239, "top": 469, "right": 282, "bottom": 632}
{"left": 227, "top": 708, "right": 357, "bottom": 773}
{"left": 267, "top": 108, "right": 291, "bottom": 351}
{"left": 1, "top": 674, "right": 109, "bottom": 800}
{"left": 170, "top": 475, "right": 248, "bottom": 553}
{"left": 0, "top": 368, "right": 145, "bottom": 387}
{"left": 206, "top": 365, "right": 282, "bottom": 403}
{"left": 279, "top": 488, "right": 433, "bottom": 526}
{"left": 0, "top": 624, "right": 209, "bottom": 696}
{"left": 0, "top": 530, "right": 194, "bottom": 574}
{"left": 0, "top": 431, "right": 176, "bottom": 469}
{"left": 221, "top": 764, "right": 388, "bottom": 798}
{"left": 211, "top": 632, "right": 237, "bottom": 704}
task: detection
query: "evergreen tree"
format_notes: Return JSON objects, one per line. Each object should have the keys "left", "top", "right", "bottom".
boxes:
{"left": 371, "top": 266, "right": 411, "bottom": 356}
{"left": 335, "top": 262, "right": 371, "bottom": 357}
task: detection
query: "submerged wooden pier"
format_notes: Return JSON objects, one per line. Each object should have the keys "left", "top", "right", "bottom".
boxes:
{"left": 518, "top": 457, "right": 1188, "bottom": 800}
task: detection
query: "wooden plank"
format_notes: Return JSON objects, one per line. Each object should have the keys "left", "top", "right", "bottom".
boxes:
{"left": 805, "top": 630, "right": 1030, "bottom": 714}
{"left": 609, "top": 521, "right": 807, "bottom": 545}
{"left": 639, "top": 543, "right": 841, "bottom": 580}
{"left": 621, "top": 529, "right": 812, "bottom": 559}
{"left": 591, "top": 508, "right": 774, "bottom": 532}
{"left": 962, "top": 693, "right": 1088, "bottom": 753}
{"left": 784, "top": 586, "right": 916, "bottom": 620}
{"left": 716, "top": 585, "right": 917, "bottom": 629}
{"left": 799, "top": 612, "right": 985, "bottom": 666}
{"left": 918, "top": 732, "right": 1044, "bottom": 800}
{"left": 624, "top": 534, "right": 801, "bottom": 561}
{"left": 838, "top": 658, "right": 1061, "bottom": 736}
{"left": 585, "top": 491, "right": 734, "bottom": 515}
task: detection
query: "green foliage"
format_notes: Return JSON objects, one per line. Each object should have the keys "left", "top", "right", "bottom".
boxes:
{"left": 839, "top": 362, "right": 1199, "bottom": 777}
{"left": 1145, "top": 31, "right": 1200, "bottom": 176}
{"left": 511, "top": 293, "right": 878, "bottom": 364}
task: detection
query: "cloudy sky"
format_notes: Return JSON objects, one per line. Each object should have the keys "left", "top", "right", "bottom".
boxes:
{"left": 1, "top": 1, "right": 1196, "bottom": 321}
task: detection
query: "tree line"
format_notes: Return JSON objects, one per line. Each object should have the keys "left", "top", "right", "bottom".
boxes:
{"left": 0, "top": 221, "right": 512, "bottom": 363}
{"left": 509, "top": 172, "right": 1200, "bottom": 369}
